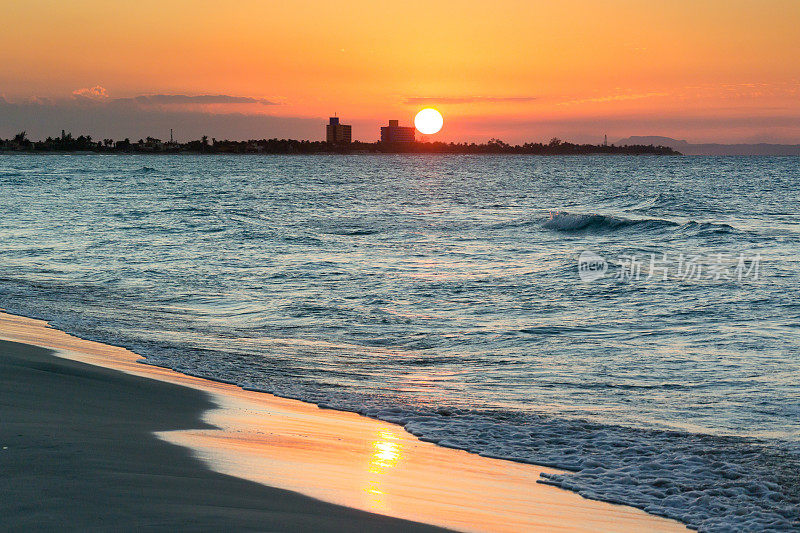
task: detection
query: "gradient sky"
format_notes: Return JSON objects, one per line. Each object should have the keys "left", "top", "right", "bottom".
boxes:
{"left": 2, "top": 0, "right": 799, "bottom": 143}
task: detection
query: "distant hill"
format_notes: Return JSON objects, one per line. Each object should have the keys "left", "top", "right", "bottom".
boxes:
{"left": 617, "top": 136, "right": 800, "bottom": 156}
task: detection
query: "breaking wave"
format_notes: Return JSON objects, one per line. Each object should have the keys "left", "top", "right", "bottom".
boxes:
{"left": 543, "top": 211, "right": 679, "bottom": 232}
{"left": 543, "top": 211, "right": 739, "bottom": 236}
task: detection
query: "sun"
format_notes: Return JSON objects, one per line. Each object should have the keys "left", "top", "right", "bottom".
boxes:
{"left": 414, "top": 108, "right": 443, "bottom": 135}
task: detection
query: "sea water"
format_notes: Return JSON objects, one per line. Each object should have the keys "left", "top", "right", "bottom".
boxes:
{"left": 0, "top": 154, "right": 798, "bottom": 531}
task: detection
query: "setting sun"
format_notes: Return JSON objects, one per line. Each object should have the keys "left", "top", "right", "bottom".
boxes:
{"left": 414, "top": 108, "right": 443, "bottom": 135}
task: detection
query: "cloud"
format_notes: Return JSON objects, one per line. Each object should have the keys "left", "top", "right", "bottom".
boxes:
{"left": 66, "top": 90, "right": 279, "bottom": 107}
{"left": 72, "top": 86, "right": 109, "bottom": 100}
{"left": 132, "top": 94, "right": 278, "bottom": 105}
{"left": 558, "top": 92, "right": 669, "bottom": 106}
{"left": 403, "top": 96, "right": 537, "bottom": 105}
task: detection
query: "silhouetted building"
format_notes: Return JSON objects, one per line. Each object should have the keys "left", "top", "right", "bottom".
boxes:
{"left": 380, "top": 120, "right": 415, "bottom": 143}
{"left": 326, "top": 117, "right": 352, "bottom": 145}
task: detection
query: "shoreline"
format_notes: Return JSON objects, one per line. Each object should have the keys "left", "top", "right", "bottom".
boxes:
{"left": 0, "top": 310, "right": 687, "bottom": 532}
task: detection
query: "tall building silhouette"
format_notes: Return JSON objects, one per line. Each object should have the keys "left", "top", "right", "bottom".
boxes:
{"left": 326, "top": 117, "right": 352, "bottom": 145}
{"left": 380, "top": 120, "right": 415, "bottom": 143}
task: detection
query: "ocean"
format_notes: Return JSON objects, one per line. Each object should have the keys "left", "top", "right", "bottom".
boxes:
{"left": 0, "top": 153, "right": 798, "bottom": 531}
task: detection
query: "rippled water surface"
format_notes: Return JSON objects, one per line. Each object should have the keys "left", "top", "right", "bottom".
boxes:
{"left": 1, "top": 154, "right": 798, "bottom": 530}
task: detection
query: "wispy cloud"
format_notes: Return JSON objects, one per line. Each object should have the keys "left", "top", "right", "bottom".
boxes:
{"left": 403, "top": 96, "right": 537, "bottom": 105}
{"left": 72, "top": 86, "right": 109, "bottom": 100}
{"left": 558, "top": 92, "right": 669, "bottom": 106}
{"left": 132, "top": 94, "right": 279, "bottom": 105}
{"left": 68, "top": 87, "right": 279, "bottom": 106}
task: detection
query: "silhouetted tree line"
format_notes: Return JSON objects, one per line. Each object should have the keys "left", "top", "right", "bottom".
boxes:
{"left": 0, "top": 132, "right": 681, "bottom": 155}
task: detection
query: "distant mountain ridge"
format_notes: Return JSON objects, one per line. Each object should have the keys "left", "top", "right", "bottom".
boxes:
{"left": 616, "top": 136, "right": 800, "bottom": 156}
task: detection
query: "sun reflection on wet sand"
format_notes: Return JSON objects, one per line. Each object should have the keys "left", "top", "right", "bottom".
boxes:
{"left": 364, "top": 429, "right": 403, "bottom": 510}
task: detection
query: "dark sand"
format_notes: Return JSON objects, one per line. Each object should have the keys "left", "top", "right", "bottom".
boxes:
{"left": 0, "top": 339, "right": 450, "bottom": 532}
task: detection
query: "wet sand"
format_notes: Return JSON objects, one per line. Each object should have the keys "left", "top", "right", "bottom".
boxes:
{"left": 0, "top": 339, "right": 450, "bottom": 531}
{"left": 0, "top": 311, "right": 687, "bottom": 532}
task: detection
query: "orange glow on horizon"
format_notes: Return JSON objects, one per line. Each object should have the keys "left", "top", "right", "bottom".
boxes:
{"left": 2, "top": 0, "right": 799, "bottom": 143}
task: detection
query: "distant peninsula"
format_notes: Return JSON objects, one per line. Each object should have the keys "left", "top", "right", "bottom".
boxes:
{"left": 1, "top": 131, "right": 680, "bottom": 156}
{"left": 617, "top": 136, "right": 800, "bottom": 156}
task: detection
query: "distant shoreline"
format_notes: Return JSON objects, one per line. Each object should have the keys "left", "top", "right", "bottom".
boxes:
{"left": 1, "top": 133, "right": 681, "bottom": 156}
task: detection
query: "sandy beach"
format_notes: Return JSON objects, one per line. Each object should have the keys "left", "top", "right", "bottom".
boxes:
{"left": 0, "top": 311, "right": 686, "bottom": 532}
{"left": 1, "top": 337, "right": 458, "bottom": 532}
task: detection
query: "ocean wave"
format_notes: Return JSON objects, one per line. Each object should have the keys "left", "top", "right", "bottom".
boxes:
{"left": 543, "top": 211, "right": 679, "bottom": 232}
{"left": 624, "top": 195, "right": 661, "bottom": 212}
{"left": 623, "top": 193, "right": 682, "bottom": 213}
{"left": 517, "top": 325, "right": 597, "bottom": 335}
{"left": 679, "top": 220, "right": 738, "bottom": 235}
{"left": 327, "top": 228, "right": 381, "bottom": 236}
{"left": 281, "top": 234, "right": 324, "bottom": 245}
{"left": 0, "top": 171, "right": 24, "bottom": 178}
{"left": 543, "top": 211, "right": 740, "bottom": 237}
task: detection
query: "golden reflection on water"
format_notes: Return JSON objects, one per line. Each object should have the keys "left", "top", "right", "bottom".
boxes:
{"left": 363, "top": 429, "right": 403, "bottom": 510}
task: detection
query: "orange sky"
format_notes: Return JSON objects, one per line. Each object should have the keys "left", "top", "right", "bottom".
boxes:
{"left": 2, "top": 0, "right": 799, "bottom": 143}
